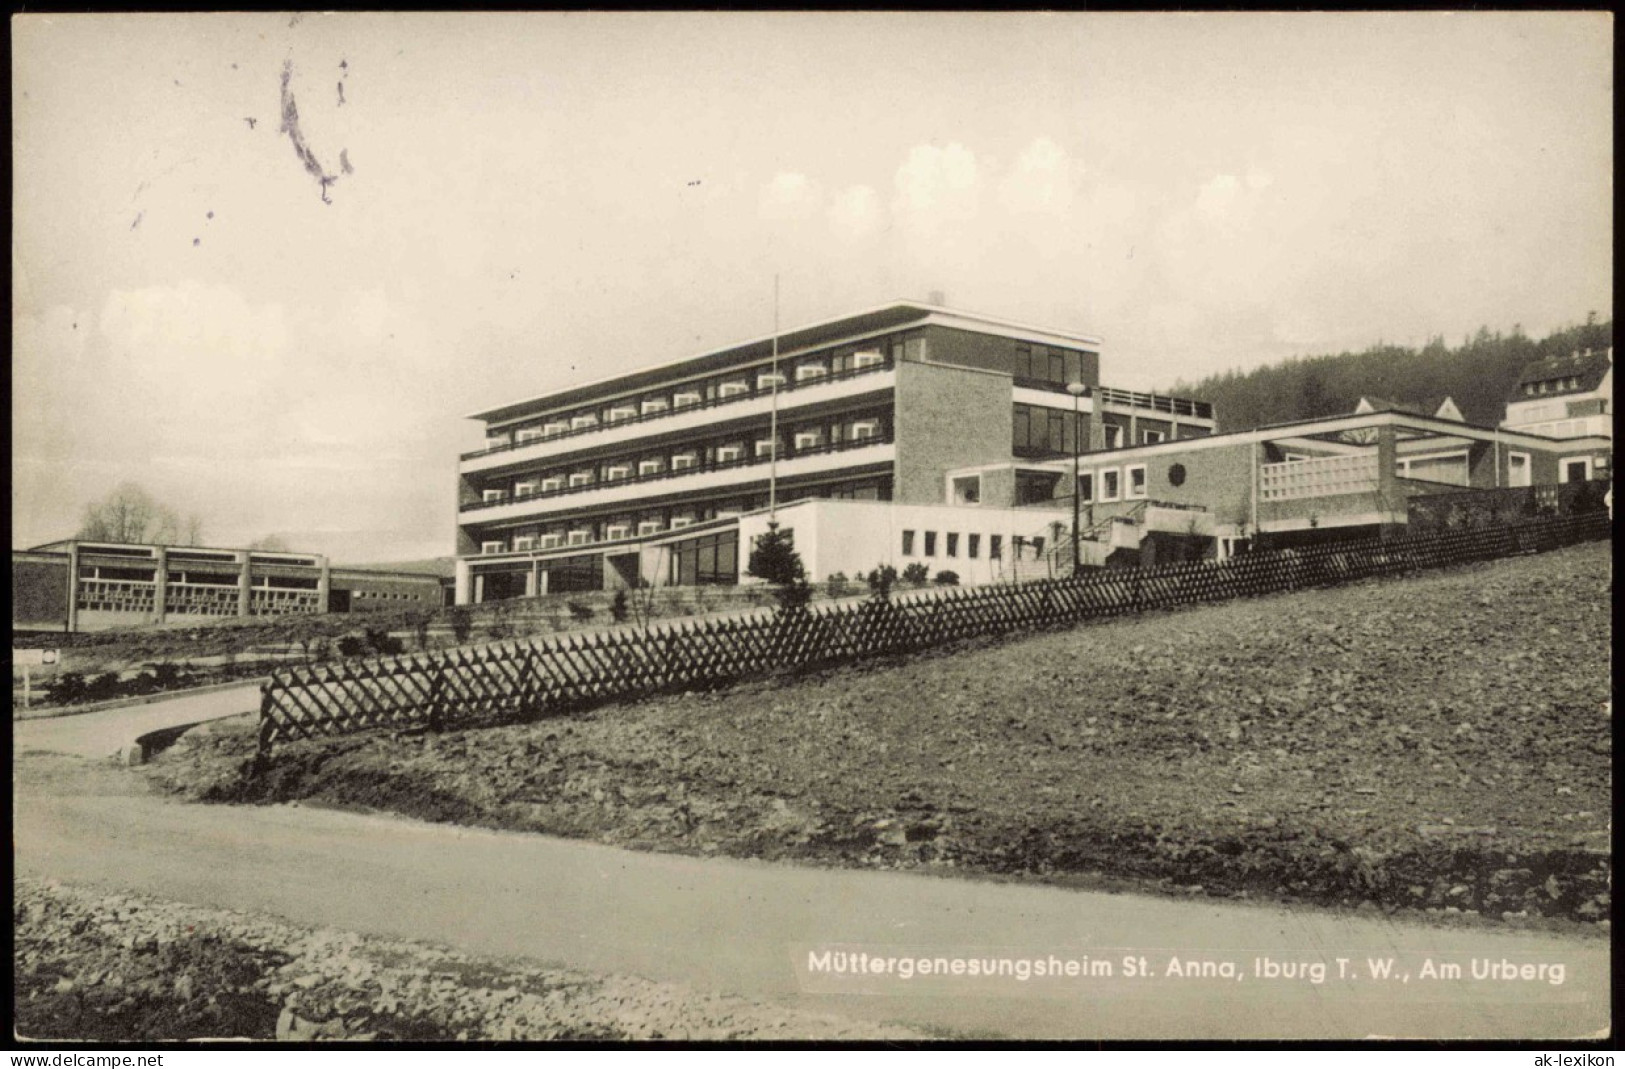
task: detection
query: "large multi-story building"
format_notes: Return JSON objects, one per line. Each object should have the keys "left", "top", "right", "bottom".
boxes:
{"left": 454, "top": 300, "right": 1216, "bottom": 601}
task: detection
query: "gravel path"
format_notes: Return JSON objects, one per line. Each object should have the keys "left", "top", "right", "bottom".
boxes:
{"left": 15, "top": 878, "right": 927, "bottom": 1041}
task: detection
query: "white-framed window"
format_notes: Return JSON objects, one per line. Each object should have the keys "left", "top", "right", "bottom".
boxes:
{"left": 605, "top": 524, "right": 631, "bottom": 541}
{"left": 849, "top": 418, "right": 880, "bottom": 440}
{"left": 641, "top": 398, "right": 669, "bottom": 416}
{"left": 671, "top": 451, "right": 699, "bottom": 471}
{"left": 757, "top": 371, "right": 787, "bottom": 391}
{"left": 1398, "top": 450, "right": 1470, "bottom": 487}
{"left": 570, "top": 414, "right": 597, "bottom": 430}
{"left": 755, "top": 438, "right": 778, "bottom": 458}
{"left": 543, "top": 420, "right": 570, "bottom": 437}
{"left": 568, "top": 471, "right": 594, "bottom": 488}
{"left": 793, "top": 430, "right": 824, "bottom": 450}
{"left": 514, "top": 480, "right": 540, "bottom": 498}
{"left": 515, "top": 427, "right": 543, "bottom": 443}
{"left": 639, "top": 459, "right": 664, "bottom": 477}
{"left": 670, "top": 515, "right": 695, "bottom": 530}
{"left": 1126, "top": 464, "right": 1148, "bottom": 499}
{"left": 605, "top": 405, "right": 637, "bottom": 424}
{"left": 1508, "top": 451, "right": 1532, "bottom": 488}
{"left": 794, "top": 362, "right": 828, "bottom": 382}
{"left": 1560, "top": 456, "right": 1594, "bottom": 483}
{"left": 950, "top": 474, "right": 981, "bottom": 505}
{"left": 539, "top": 533, "right": 562, "bottom": 549}
{"left": 513, "top": 536, "right": 536, "bottom": 551}
{"left": 1142, "top": 429, "right": 1166, "bottom": 445}
{"left": 718, "top": 381, "right": 749, "bottom": 399}
{"left": 1099, "top": 468, "right": 1121, "bottom": 502}
{"left": 481, "top": 541, "right": 506, "bottom": 555}
{"left": 853, "top": 349, "right": 883, "bottom": 369}
{"left": 541, "top": 476, "right": 564, "bottom": 493}
{"left": 716, "top": 444, "right": 744, "bottom": 463}
{"left": 482, "top": 489, "right": 506, "bottom": 504}
{"left": 673, "top": 389, "right": 702, "bottom": 409}
{"left": 567, "top": 529, "right": 591, "bottom": 546}
{"left": 605, "top": 464, "right": 631, "bottom": 481}
{"left": 637, "top": 520, "right": 663, "bottom": 536}
{"left": 1077, "top": 472, "right": 1094, "bottom": 503}
{"left": 1106, "top": 425, "right": 1126, "bottom": 450}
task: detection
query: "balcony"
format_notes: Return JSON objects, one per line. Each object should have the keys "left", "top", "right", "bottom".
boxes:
{"left": 1259, "top": 454, "right": 1379, "bottom": 502}
{"left": 1012, "top": 380, "right": 1214, "bottom": 420}
{"left": 460, "top": 360, "right": 896, "bottom": 472}
{"left": 460, "top": 434, "right": 896, "bottom": 524}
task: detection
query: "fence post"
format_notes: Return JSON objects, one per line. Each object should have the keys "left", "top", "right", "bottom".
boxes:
{"left": 427, "top": 660, "right": 446, "bottom": 732}
{"left": 520, "top": 643, "right": 537, "bottom": 716}
{"left": 254, "top": 680, "right": 276, "bottom": 765}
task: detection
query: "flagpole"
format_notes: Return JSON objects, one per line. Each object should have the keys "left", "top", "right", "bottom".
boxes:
{"left": 768, "top": 273, "right": 780, "bottom": 525}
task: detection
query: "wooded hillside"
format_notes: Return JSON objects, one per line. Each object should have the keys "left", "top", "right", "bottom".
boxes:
{"left": 1165, "top": 317, "right": 1612, "bottom": 432}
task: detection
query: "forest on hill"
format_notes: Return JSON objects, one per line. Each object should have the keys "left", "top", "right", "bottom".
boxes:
{"left": 1164, "top": 316, "right": 1613, "bottom": 433}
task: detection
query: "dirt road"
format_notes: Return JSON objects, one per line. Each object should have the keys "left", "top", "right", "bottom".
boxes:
{"left": 12, "top": 683, "right": 262, "bottom": 759}
{"left": 12, "top": 755, "right": 1607, "bottom": 1041}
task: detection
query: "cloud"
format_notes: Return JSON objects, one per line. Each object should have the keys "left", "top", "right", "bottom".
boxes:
{"left": 998, "top": 137, "right": 1075, "bottom": 215}
{"left": 893, "top": 142, "right": 981, "bottom": 226}
{"left": 759, "top": 171, "right": 822, "bottom": 221}
{"left": 827, "top": 184, "right": 882, "bottom": 240}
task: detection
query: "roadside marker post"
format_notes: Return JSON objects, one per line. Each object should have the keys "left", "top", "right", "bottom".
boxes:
{"left": 13, "top": 649, "right": 60, "bottom": 710}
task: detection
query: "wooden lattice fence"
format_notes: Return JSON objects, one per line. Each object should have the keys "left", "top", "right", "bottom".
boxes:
{"left": 257, "top": 511, "right": 1610, "bottom": 754}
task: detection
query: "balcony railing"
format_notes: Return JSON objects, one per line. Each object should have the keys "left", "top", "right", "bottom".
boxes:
{"left": 462, "top": 359, "right": 895, "bottom": 461}
{"left": 1012, "top": 379, "right": 1214, "bottom": 420}
{"left": 460, "top": 432, "right": 895, "bottom": 513}
{"left": 1259, "top": 454, "right": 1379, "bottom": 502}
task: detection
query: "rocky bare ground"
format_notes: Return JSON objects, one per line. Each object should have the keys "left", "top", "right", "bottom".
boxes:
{"left": 13, "top": 878, "right": 928, "bottom": 1042}
{"left": 149, "top": 542, "right": 1612, "bottom": 926}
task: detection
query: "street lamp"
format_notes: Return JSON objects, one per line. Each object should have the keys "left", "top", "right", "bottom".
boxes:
{"left": 1066, "top": 381, "right": 1089, "bottom": 572}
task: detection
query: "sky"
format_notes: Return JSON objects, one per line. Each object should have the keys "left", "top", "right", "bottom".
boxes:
{"left": 11, "top": 12, "right": 1613, "bottom": 562}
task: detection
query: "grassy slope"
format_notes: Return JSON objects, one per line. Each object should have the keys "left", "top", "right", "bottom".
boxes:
{"left": 151, "top": 542, "right": 1612, "bottom": 924}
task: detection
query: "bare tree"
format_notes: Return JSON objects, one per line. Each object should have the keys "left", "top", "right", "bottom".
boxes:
{"left": 77, "top": 483, "right": 188, "bottom": 545}
{"left": 250, "top": 533, "right": 292, "bottom": 551}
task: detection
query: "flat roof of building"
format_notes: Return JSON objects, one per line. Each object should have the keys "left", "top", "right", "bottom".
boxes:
{"left": 466, "top": 299, "right": 1106, "bottom": 425}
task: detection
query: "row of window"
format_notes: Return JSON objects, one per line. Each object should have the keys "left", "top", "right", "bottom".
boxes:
{"left": 1522, "top": 376, "right": 1587, "bottom": 397}
{"left": 484, "top": 333, "right": 922, "bottom": 448}
{"left": 476, "top": 479, "right": 892, "bottom": 555}
{"left": 1078, "top": 464, "right": 1149, "bottom": 504}
{"left": 670, "top": 530, "right": 740, "bottom": 586}
{"left": 1011, "top": 404, "right": 1168, "bottom": 458}
{"left": 900, "top": 530, "right": 1008, "bottom": 561}
{"left": 477, "top": 414, "right": 889, "bottom": 505}
{"left": 351, "top": 589, "right": 429, "bottom": 601}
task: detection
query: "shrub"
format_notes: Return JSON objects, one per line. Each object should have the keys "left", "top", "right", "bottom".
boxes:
{"left": 336, "top": 635, "right": 367, "bottom": 658}
{"left": 610, "top": 589, "right": 630, "bottom": 623}
{"left": 901, "top": 562, "right": 930, "bottom": 585}
{"left": 933, "top": 570, "right": 960, "bottom": 586}
{"left": 865, "top": 564, "right": 897, "bottom": 601}
{"left": 86, "top": 672, "right": 124, "bottom": 702}
{"left": 153, "top": 662, "right": 183, "bottom": 687}
{"left": 411, "top": 612, "right": 432, "bottom": 651}
{"left": 365, "top": 628, "right": 404, "bottom": 656}
{"left": 47, "top": 672, "right": 87, "bottom": 706}
{"left": 826, "top": 572, "right": 851, "bottom": 597}
{"left": 567, "top": 600, "right": 595, "bottom": 622}
{"left": 448, "top": 607, "right": 473, "bottom": 643}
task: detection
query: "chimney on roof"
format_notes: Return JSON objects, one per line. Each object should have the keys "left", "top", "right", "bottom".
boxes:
{"left": 927, "top": 290, "right": 946, "bottom": 306}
